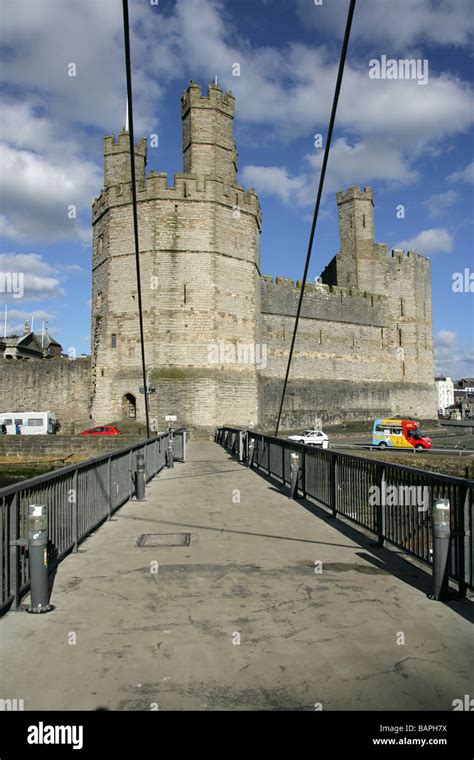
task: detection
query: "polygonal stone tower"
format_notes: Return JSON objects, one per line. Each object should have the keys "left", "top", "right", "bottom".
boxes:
{"left": 91, "top": 82, "right": 262, "bottom": 432}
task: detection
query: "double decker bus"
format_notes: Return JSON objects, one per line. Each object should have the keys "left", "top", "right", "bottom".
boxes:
{"left": 372, "top": 418, "right": 432, "bottom": 450}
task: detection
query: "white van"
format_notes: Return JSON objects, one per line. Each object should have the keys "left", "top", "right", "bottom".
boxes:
{"left": 0, "top": 411, "right": 58, "bottom": 435}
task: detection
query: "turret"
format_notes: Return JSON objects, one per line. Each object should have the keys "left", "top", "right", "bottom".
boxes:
{"left": 103, "top": 131, "right": 147, "bottom": 190}
{"left": 337, "top": 186, "right": 375, "bottom": 256}
{"left": 181, "top": 82, "right": 238, "bottom": 184}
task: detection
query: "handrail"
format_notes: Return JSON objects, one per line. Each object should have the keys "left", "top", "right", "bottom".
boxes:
{"left": 0, "top": 433, "right": 169, "bottom": 498}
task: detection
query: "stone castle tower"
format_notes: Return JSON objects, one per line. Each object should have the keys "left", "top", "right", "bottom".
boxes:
{"left": 91, "top": 82, "right": 262, "bottom": 429}
{"left": 91, "top": 82, "right": 437, "bottom": 431}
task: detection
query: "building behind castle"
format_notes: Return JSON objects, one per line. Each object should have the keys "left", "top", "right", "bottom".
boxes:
{"left": 0, "top": 82, "right": 438, "bottom": 431}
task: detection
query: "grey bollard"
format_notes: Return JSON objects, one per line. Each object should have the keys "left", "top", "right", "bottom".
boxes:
{"left": 428, "top": 498, "right": 451, "bottom": 601}
{"left": 135, "top": 452, "right": 146, "bottom": 501}
{"left": 248, "top": 437, "right": 255, "bottom": 468}
{"left": 26, "top": 505, "right": 54, "bottom": 614}
{"left": 167, "top": 429, "right": 174, "bottom": 469}
{"left": 290, "top": 451, "right": 300, "bottom": 499}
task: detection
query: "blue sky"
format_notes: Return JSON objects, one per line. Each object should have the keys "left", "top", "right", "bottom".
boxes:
{"left": 0, "top": 0, "right": 473, "bottom": 377}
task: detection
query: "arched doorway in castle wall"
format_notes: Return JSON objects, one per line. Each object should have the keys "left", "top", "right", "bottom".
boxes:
{"left": 122, "top": 393, "right": 137, "bottom": 419}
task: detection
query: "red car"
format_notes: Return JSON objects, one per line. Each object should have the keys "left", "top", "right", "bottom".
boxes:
{"left": 79, "top": 425, "right": 121, "bottom": 435}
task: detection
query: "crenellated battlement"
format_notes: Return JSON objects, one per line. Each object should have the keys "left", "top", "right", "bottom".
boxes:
{"left": 92, "top": 171, "right": 262, "bottom": 226}
{"left": 181, "top": 82, "right": 235, "bottom": 117}
{"left": 389, "top": 247, "right": 430, "bottom": 266}
{"left": 103, "top": 131, "right": 147, "bottom": 190}
{"left": 336, "top": 186, "right": 374, "bottom": 205}
{"left": 262, "top": 275, "right": 384, "bottom": 302}
{"left": 261, "top": 276, "right": 387, "bottom": 327}
{"left": 103, "top": 131, "right": 147, "bottom": 158}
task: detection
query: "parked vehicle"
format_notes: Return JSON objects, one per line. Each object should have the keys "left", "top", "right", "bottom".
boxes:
{"left": 372, "top": 418, "right": 432, "bottom": 450}
{"left": 79, "top": 426, "right": 121, "bottom": 435}
{"left": 287, "top": 430, "right": 329, "bottom": 448}
{"left": 0, "top": 411, "right": 58, "bottom": 435}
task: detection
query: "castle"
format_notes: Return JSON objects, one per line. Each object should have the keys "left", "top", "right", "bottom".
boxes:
{"left": 88, "top": 81, "right": 437, "bottom": 431}
{"left": 0, "top": 81, "right": 437, "bottom": 431}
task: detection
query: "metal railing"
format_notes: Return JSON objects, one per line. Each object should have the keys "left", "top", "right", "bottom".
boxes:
{"left": 216, "top": 427, "right": 473, "bottom": 592}
{"left": 0, "top": 430, "right": 186, "bottom": 614}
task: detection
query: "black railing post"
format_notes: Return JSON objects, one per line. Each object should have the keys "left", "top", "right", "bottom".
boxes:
{"left": 457, "top": 482, "right": 469, "bottom": 598}
{"left": 377, "top": 467, "right": 386, "bottom": 547}
{"left": 107, "top": 457, "right": 112, "bottom": 519}
{"left": 330, "top": 454, "right": 338, "bottom": 518}
{"left": 9, "top": 493, "right": 20, "bottom": 609}
{"left": 301, "top": 448, "right": 307, "bottom": 498}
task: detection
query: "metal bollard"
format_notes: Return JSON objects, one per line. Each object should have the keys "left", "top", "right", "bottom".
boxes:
{"left": 238, "top": 431, "right": 244, "bottom": 462}
{"left": 428, "top": 498, "right": 451, "bottom": 601}
{"left": 248, "top": 437, "right": 255, "bottom": 468}
{"left": 135, "top": 452, "right": 146, "bottom": 501}
{"left": 290, "top": 451, "right": 300, "bottom": 500}
{"left": 26, "top": 505, "right": 54, "bottom": 614}
{"left": 167, "top": 429, "right": 174, "bottom": 469}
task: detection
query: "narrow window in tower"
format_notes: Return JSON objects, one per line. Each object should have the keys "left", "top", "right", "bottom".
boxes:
{"left": 402, "top": 361, "right": 406, "bottom": 377}
{"left": 101, "top": 369, "right": 104, "bottom": 377}
{"left": 183, "top": 284, "right": 187, "bottom": 304}
{"left": 362, "top": 214, "right": 366, "bottom": 228}
{"left": 96, "top": 291, "right": 102, "bottom": 310}
{"left": 97, "top": 235, "right": 103, "bottom": 257}
{"left": 400, "top": 297, "right": 404, "bottom": 317}
{"left": 319, "top": 329, "right": 323, "bottom": 344}
{"left": 350, "top": 215, "right": 352, "bottom": 228}
{"left": 398, "top": 327, "right": 402, "bottom": 346}
{"left": 111, "top": 334, "right": 117, "bottom": 349}
{"left": 183, "top": 183, "right": 187, "bottom": 198}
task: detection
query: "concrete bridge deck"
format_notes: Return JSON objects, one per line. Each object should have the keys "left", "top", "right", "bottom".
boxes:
{"left": 0, "top": 440, "right": 472, "bottom": 711}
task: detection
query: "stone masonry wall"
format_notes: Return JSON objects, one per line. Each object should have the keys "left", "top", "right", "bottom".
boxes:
{"left": 0, "top": 358, "right": 91, "bottom": 426}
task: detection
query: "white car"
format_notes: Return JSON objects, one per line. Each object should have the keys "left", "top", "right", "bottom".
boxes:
{"left": 287, "top": 430, "right": 329, "bottom": 448}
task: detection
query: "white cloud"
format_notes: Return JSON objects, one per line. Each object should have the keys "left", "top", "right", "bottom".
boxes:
{"left": 396, "top": 228, "right": 453, "bottom": 255}
{"left": 296, "top": 0, "right": 474, "bottom": 48}
{"left": 1, "top": 0, "right": 473, "bottom": 242}
{"left": 0, "top": 0, "right": 166, "bottom": 136}
{"left": 423, "top": 190, "right": 458, "bottom": 220}
{"left": 6, "top": 308, "right": 56, "bottom": 322}
{"left": 448, "top": 161, "right": 474, "bottom": 185}
{"left": 242, "top": 136, "right": 418, "bottom": 208}
{"left": 0, "top": 253, "right": 65, "bottom": 303}
{"left": 307, "top": 137, "right": 417, "bottom": 194}
{"left": 0, "top": 143, "right": 97, "bottom": 242}
{"left": 241, "top": 165, "right": 315, "bottom": 207}
{"left": 435, "top": 330, "right": 474, "bottom": 380}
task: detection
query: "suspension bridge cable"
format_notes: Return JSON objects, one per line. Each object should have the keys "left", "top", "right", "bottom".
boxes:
{"left": 122, "top": 0, "right": 150, "bottom": 439}
{"left": 274, "top": 0, "right": 357, "bottom": 438}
